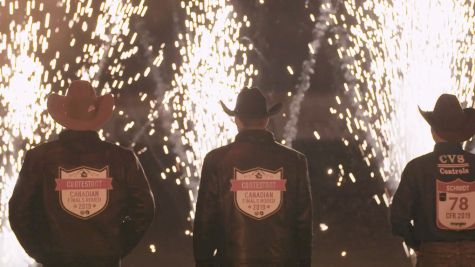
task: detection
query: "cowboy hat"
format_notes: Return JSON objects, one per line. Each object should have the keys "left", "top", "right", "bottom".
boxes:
{"left": 220, "top": 87, "right": 282, "bottom": 119}
{"left": 419, "top": 94, "right": 475, "bottom": 142}
{"left": 47, "top": 80, "right": 114, "bottom": 131}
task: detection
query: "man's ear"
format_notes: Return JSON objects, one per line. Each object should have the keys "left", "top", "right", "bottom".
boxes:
{"left": 235, "top": 117, "right": 243, "bottom": 131}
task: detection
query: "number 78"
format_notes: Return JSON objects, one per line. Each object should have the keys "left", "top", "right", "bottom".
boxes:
{"left": 449, "top": 196, "right": 469, "bottom": 210}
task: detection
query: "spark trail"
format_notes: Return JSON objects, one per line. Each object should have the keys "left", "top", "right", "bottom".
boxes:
{"left": 161, "top": 0, "right": 255, "bottom": 231}
{"left": 283, "top": 0, "right": 335, "bottom": 146}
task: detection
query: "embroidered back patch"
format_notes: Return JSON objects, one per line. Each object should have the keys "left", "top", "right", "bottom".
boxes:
{"left": 436, "top": 178, "right": 475, "bottom": 230}
{"left": 231, "top": 167, "right": 286, "bottom": 220}
{"left": 55, "top": 166, "right": 113, "bottom": 219}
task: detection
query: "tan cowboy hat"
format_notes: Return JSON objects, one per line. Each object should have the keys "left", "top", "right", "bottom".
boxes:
{"left": 220, "top": 87, "right": 282, "bottom": 119}
{"left": 419, "top": 94, "right": 475, "bottom": 142}
{"left": 47, "top": 80, "right": 114, "bottom": 131}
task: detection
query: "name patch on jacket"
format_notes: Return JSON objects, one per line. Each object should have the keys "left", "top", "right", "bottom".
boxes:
{"left": 436, "top": 178, "right": 475, "bottom": 230}
{"left": 231, "top": 167, "right": 286, "bottom": 220}
{"left": 438, "top": 154, "right": 470, "bottom": 175}
{"left": 55, "top": 166, "right": 113, "bottom": 219}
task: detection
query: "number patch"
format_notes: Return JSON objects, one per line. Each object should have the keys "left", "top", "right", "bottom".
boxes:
{"left": 436, "top": 179, "right": 475, "bottom": 230}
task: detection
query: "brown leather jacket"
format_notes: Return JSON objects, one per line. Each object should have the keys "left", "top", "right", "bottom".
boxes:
{"left": 9, "top": 130, "right": 155, "bottom": 267}
{"left": 193, "top": 130, "right": 313, "bottom": 267}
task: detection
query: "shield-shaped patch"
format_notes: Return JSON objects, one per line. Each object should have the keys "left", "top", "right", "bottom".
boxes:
{"left": 436, "top": 178, "right": 475, "bottom": 230}
{"left": 231, "top": 167, "right": 286, "bottom": 220}
{"left": 55, "top": 166, "right": 113, "bottom": 219}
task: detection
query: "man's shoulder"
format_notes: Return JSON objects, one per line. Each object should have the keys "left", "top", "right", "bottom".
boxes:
{"left": 100, "top": 140, "right": 133, "bottom": 153}
{"left": 97, "top": 141, "right": 137, "bottom": 161}
{"left": 404, "top": 151, "right": 433, "bottom": 170}
{"left": 204, "top": 140, "right": 306, "bottom": 161}
{"left": 273, "top": 141, "right": 307, "bottom": 161}
{"left": 26, "top": 139, "right": 59, "bottom": 155}
{"left": 463, "top": 150, "right": 475, "bottom": 159}
{"left": 204, "top": 143, "right": 233, "bottom": 160}
{"left": 27, "top": 138, "right": 133, "bottom": 157}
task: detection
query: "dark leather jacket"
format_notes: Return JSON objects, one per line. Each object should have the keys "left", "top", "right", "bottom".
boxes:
{"left": 391, "top": 142, "right": 475, "bottom": 250}
{"left": 193, "top": 130, "right": 313, "bottom": 267}
{"left": 9, "top": 130, "right": 155, "bottom": 267}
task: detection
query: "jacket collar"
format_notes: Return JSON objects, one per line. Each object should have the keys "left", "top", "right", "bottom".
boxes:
{"left": 434, "top": 142, "right": 463, "bottom": 153}
{"left": 59, "top": 130, "right": 100, "bottom": 143}
{"left": 235, "top": 129, "right": 275, "bottom": 143}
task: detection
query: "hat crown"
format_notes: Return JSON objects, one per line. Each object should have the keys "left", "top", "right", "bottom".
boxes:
{"left": 64, "top": 80, "right": 98, "bottom": 120}
{"left": 234, "top": 88, "right": 268, "bottom": 118}
{"left": 432, "top": 94, "right": 464, "bottom": 126}
{"left": 220, "top": 87, "right": 282, "bottom": 118}
{"left": 66, "top": 80, "right": 97, "bottom": 100}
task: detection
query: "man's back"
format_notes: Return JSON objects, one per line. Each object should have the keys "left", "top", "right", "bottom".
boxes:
{"left": 9, "top": 130, "right": 154, "bottom": 266}
{"left": 390, "top": 94, "right": 475, "bottom": 266}
{"left": 194, "top": 129, "right": 312, "bottom": 267}
{"left": 391, "top": 142, "right": 475, "bottom": 247}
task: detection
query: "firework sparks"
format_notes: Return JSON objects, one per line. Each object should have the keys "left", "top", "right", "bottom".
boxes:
{"left": 160, "top": 0, "right": 255, "bottom": 230}
{"left": 0, "top": 14, "right": 50, "bottom": 265}
{"left": 324, "top": 0, "right": 475, "bottom": 185}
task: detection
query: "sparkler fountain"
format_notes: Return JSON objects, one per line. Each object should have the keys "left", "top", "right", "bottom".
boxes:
{"left": 0, "top": 19, "right": 52, "bottom": 265}
{"left": 329, "top": 0, "right": 475, "bottom": 187}
{"left": 160, "top": 0, "right": 256, "bottom": 232}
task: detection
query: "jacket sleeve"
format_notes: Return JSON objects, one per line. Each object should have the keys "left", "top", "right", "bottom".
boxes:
{"left": 121, "top": 151, "right": 155, "bottom": 256}
{"left": 193, "top": 153, "right": 220, "bottom": 267}
{"left": 390, "top": 162, "right": 419, "bottom": 250}
{"left": 9, "top": 151, "right": 46, "bottom": 262}
{"left": 296, "top": 155, "right": 313, "bottom": 267}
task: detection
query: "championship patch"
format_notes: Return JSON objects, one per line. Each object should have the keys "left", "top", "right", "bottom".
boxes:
{"left": 231, "top": 167, "right": 286, "bottom": 220}
{"left": 436, "top": 178, "right": 475, "bottom": 230}
{"left": 55, "top": 166, "right": 113, "bottom": 219}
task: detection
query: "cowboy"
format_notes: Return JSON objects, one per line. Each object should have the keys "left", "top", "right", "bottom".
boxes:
{"left": 9, "top": 80, "right": 155, "bottom": 267}
{"left": 193, "top": 87, "right": 313, "bottom": 267}
{"left": 391, "top": 94, "right": 475, "bottom": 266}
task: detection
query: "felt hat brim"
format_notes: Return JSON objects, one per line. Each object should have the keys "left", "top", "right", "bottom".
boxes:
{"left": 419, "top": 107, "right": 475, "bottom": 142}
{"left": 220, "top": 101, "right": 282, "bottom": 118}
{"left": 47, "top": 93, "right": 114, "bottom": 131}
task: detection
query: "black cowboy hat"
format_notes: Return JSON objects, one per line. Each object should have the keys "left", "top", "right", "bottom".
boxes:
{"left": 419, "top": 94, "right": 475, "bottom": 142}
{"left": 220, "top": 87, "right": 282, "bottom": 119}
{"left": 47, "top": 80, "right": 114, "bottom": 131}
